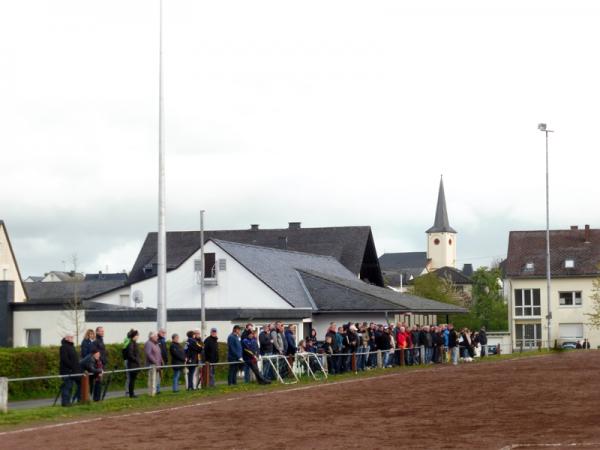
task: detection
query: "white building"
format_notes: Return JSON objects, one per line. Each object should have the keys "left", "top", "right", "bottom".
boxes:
{"left": 504, "top": 225, "right": 600, "bottom": 349}
{"left": 1, "top": 223, "right": 465, "bottom": 347}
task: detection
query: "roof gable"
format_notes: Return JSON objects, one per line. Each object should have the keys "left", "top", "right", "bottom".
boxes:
{"left": 506, "top": 228, "right": 600, "bottom": 278}
{"left": 0, "top": 220, "right": 27, "bottom": 302}
{"left": 128, "top": 225, "right": 379, "bottom": 285}
{"left": 434, "top": 266, "right": 472, "bottom": 285}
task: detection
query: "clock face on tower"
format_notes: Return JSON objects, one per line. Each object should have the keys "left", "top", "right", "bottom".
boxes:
{"left": 434, "top": 238, "right": 440, "bottom": 245}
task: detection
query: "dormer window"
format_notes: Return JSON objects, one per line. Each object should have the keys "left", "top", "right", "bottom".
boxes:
{"left": 524, "top": 262, "right": 534, "bottom": 271}
{"left": 564, "top": 259, "right": 575, "bottom": 269}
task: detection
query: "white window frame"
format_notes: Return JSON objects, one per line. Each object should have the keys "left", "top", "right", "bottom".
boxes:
{"left": 515, "top": 323, "right": 542, "bottom": 349}
{"left": 514, "top": 289, "right": 542, "bottom": 317}
{"left": 558, "top": 291, "right": 582, "bottom": 308}
{"left": 564, "top": 259, "right": 575, "bottom": 269}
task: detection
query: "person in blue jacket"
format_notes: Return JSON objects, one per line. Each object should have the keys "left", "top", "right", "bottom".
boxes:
{"left": 227, "top": 325, "right": 243, "bottom": 385}
{"left": 242, "top": 330, "right": 271, "bottom": 385}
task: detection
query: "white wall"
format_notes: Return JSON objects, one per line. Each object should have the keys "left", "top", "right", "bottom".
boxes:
{"left": 13, "top": 311, "right": 66, "bottom": 347}
{"left": 0, "top": 223, "right": 26, "bottom": 302}
{"left": 94, "top": 241, "right": 292, "bottom": 310}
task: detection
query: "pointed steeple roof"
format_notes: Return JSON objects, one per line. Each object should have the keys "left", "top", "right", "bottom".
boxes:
{"left": 426, "top": 176, "right": 457, "bottom": 234}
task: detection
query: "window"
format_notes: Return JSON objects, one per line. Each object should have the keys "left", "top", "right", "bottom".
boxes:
{"left": 559, "top": 291, "right": 582, "bottom": 307}
{"left": 524, "top": 262, "right": 534, "bottom": 271}
{"left": 204, "top": 253, "right": 216, "bottom": 278}
{"left": 26, "top": 329, "right": 41, "bottom": 347}
{"left": 515, "top": 323, "right": 542, "bottom": 349}
{"left": 434, "top": 238, "right": 440, "bottom": 245}
{"left": 514, "top": 289, "right": 541, "bottom": 317}
{"left": 564, "top": 259, "right": 575, "bottom": 269}
{"left": 218, "top": 258, "right": 227, "bottom": 271}
{"left": 559, "top": 323, "right": 583, "bottom": 340}
{"left": 119, "top": 294, "right": 130, "bottom": 307}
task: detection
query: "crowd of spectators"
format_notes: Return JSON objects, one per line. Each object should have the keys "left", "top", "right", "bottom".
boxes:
{"left": 58, "top": 321, "right": 490, "bottom": 407}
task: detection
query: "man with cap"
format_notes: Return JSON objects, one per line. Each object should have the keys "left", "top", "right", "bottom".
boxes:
{"left": 241, "top": 323, "right": 254, "bottom": 383}
{"left": 227, "top": 325, "right": 243, "bottom": 385}
{"left": 59, "top": 333, "right": 81, "bottom": 406}
{"left": 203, "top": 327, "right": 219, "bottom": 387}
{"left": 242, "top": 329, "right": 271, "bottom": 385}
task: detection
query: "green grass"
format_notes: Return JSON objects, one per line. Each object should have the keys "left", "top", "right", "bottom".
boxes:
{"left": 0, "top": 350, "right": 565, "bottom": 429}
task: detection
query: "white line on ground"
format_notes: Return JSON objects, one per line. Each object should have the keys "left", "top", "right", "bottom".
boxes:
{"left": 0, "top": 353, "right": 558, "bottom": 437}
{"left": 500, "top": 444, "right": 600, "bottom": 449}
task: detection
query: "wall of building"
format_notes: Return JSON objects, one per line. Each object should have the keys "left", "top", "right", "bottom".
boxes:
{"left": 0, "top": 224, "right": 26, "bottom": 302}
{"left": 13, "top": 310, "right": 66, "bottom": 347}
{"left": 426, "top": 232, "right": 456, "bottom": 270}
{"left": 506, "top": 277, "right": 600, "bottom": 348}
{"left": 93, "top": 242, "right": 291, "bottom": 311}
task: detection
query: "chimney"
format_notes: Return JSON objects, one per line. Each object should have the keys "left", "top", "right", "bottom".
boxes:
{"left": 585, "top": 224, "right": 591, "bottom": 243}
{"left": 278, "top": 236, "right": 288, "bottom": 250}
{"left": 288, "top": 222, "right": 301, "bottom": 230}
{"left": 250, "top": 224, "right": 259, "bottom": 231}
{"left": 570, "top": 225, "right": 578, "bottom": 231}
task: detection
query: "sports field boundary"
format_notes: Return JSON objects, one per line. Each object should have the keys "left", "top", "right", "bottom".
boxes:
{"left": 0, "top": 350, "right": 561, "bottom": 436}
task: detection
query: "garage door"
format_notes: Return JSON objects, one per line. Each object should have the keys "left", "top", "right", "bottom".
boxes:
{"left": 559, "top": 323, "right": 583, "bottom": 339}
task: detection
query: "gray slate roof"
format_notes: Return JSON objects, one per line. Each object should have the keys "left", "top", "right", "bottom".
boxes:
{"left": 84, "top": 272, "right": 128, "bottom": 282}
{"left": 128, "top": 225, "right": 383, "bottom": 286}
{"left": 379, "top": 252, "right": 428, "bottom": 271}
{"left": 24, "top": 280, "right": 126, "bottom": 304}
{"left": 426, "top": 177, "right": 457, "bottom": 234}
{"left": 213, "top": 239, "right": 357, "bottom": 308}
{"left": 299, "top": 270, "right": 466, "bottom": 313}
{"left": 434, "top": 266, "right": 473, "bottom": 285}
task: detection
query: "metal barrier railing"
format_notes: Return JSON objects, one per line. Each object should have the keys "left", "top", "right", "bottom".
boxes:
{"left": 0, "top": 343, "right": 526, "bottom": 414}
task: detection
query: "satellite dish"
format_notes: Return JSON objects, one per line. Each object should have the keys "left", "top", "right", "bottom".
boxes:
{"left": 133, "top": 290, "right": 144, "bottom": 307}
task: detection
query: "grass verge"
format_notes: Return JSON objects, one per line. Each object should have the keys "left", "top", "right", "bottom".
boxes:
{"left": 0, "top": 349, "right": 566, "bottom": 430}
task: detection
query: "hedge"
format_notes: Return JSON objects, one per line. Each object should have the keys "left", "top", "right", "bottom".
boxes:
{"left": 0, "top": 343, "right": 229, "bottom": 401}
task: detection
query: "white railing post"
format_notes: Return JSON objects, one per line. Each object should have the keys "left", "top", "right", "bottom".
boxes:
{"left": 376, "top": 350, "right": 383, "bottom": 369}
{"left": 148, "top": 366, "right": 157, "bottom": 396}
{"left": 0, "top": 377, "right": 7, "bottom": 414}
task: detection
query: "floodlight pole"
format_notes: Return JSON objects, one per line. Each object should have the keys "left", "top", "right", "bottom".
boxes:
{"left": 157, "top": 0, "right": 167, "bottom": 330}
{"left": 200, "top": 210, "right": 206, "bottom": 339}
{"left": 538, "top": 123, "right": 553, "bottom": 349}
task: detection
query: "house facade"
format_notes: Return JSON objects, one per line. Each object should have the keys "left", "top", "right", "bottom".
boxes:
{"left": 504, "top": 225, "right": 600, "bottom": 349}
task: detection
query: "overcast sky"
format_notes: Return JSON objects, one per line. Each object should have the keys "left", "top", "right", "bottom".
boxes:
{"left": 2, "top": 1, "right": 600, "bottom": 277}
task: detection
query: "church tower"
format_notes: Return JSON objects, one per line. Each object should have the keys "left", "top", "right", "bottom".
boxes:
{"left": 426, "top": 177, "right": 457, "bottom": 270}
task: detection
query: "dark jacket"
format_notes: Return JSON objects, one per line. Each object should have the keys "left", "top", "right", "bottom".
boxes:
{"left": 258, "top": 331, "right": 273, "bottom": 354}
{"left": 80, "top": 338, "right": 94, "bottom": 359}
{"left": 325, "top": 330, "right": 339, "bottom": 352}
{"left": 346, "top": 330, "right": 358, "bottom": 353}
{"left": 423, "top": 332, "right": 433, "bottom": 348}
{"left": 80, "top": 354, "right": 103, "bottom": 375}
{"left": 376, "top": 332, "right": 391, "bottom": 350}
{"left": 285, "top": 330, "right": 297, "bottom": 356}
{"left": 227, "top": 333, "right": 242, "bottom": 362}
{"left": 448, "top": 329, "right": 458, "bottom": 348}
{"left": 185, "top": 337, "right": 203, "bottom": 364}
{"left": 242, "top": 337, "right": 259, "bottom": 362}
{"left": 170, "top": 341, "right": 186, "bottom": 366}
{"left": 479, "top": 330, "right": 488, "bottom": 345}
{"left": 203, "top": 335, "right": 219, "bottom": 363}
{"left": 94, "top": 336, "right": 108, "bottom": 366}
{"left": 125, "top": 341, "right": 141, "bottom": 369}
{"left": 158, "top": 336, "right": 169, "bottom": 365}
{"left": 59, "top": 339, "right": 80, "bottom": 375}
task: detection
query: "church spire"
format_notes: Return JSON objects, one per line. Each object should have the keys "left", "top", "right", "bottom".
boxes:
{"left": 426, "top": 176, "right": 457, "bottom": 234}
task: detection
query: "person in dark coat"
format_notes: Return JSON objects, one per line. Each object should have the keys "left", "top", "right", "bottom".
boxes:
{"left": 158, "top": 328, "right": 169, "bottom": 368}
{"left": 479, "top": 326, "right": 488, "bottom": 357}
{"left": 203, "top": 328, "right": 219, "bottom": 387}
{"left": 170, "top": 333, "right": 186, "bottom": 392}
{"left": 124, "top": 329, "right": 141, "bottom": 398}
{"left": 94, "top": 326, "right": 108, "bottom": 368}
{"left": 227, "top": 325, "right": 243, "bottom": 385}
{"left": 59, "top": 334, "right": 81, "bottom": 406}
{"left": 185, "top": 329, "right": 203, "bottom": 390}
{"left": 80, "top": 346, "right": 104, "bottom": 401}
{"left": 80, "top": 329, "right": 95, "bottom": 359}
{"left": 448, "top": 324, "right": 459, "bottom": 365}
{"left": 241, "top": 330, "right": 270, "bottom": 385}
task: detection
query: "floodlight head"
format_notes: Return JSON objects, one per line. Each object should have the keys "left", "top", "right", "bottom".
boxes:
{"left": 538, "top": 123, "right": 547, "bottom": 131}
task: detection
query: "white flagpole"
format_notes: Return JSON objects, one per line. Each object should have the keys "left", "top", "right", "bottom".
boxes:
{"left": 157, "top": 0, "right": 167, "bottom": 330}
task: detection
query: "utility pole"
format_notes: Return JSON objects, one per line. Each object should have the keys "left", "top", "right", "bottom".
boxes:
{"left": 538, "top": 123, "right": 553, "bottom": 349}
{"left": 156, "top": 0, "right": 167, "bottom": 330}
{"left": 200, "top": 210, "right": 206, "bottom": 339}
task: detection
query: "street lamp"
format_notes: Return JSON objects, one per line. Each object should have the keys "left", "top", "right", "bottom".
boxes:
{"left": 538, "top": 123, "right": 553, "bottom": 349}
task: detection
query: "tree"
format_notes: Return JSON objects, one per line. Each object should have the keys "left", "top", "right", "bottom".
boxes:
{"left": 59, "top": 255, "right": 85, "bottom": 342}
{"left": 585, "top": 272, "right": 600, "bottom": 329}
{"left": 409, "top": 272, "right": 462, "bottom": 306}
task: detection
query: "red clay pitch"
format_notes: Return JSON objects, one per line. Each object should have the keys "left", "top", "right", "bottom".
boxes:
{"left": 2, "top": 351, "right": 600, "bottom": 449}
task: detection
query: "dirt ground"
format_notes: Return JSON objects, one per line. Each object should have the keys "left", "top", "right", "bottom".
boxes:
{"left": 2, "top": 351, "right": 600, "bottom": 450}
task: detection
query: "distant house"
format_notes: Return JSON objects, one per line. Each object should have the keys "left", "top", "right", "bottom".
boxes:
{"left": 23, "top": 276, "right": 43, "bottom": 283}
{"left": 379, "top": 252, "right": 430, "bottom": 292}
{"left": 504, "top": 225, "right": 600, "bottom": 349}
{"left": 84, "top": 272, "right": 128, "bottom": 282}
{"left": 0, "top": 221, "right": 26, "bottom": 302}
{"left": 40, "top": 271, "right": 85, "bottom": 283}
